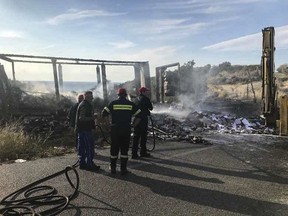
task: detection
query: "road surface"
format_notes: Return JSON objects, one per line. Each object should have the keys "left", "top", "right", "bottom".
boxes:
{"left": 1, "top": 132, "right": 288, "bottom": 215}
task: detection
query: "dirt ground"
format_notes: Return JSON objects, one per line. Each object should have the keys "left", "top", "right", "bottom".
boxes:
{"left": 199, "top": 98, "right": 261, "bottom": 117}
{"left": 196, "top": 97, "right": 288, "bottom": 179}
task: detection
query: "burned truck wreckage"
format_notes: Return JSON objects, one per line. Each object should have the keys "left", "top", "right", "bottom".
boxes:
{"left": 0, "top": 26, "right": 285, "bottom": 150}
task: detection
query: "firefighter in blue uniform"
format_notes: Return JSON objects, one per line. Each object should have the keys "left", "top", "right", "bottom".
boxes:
{"left": 102, "top": 88, "right": 141, "bottom": 175}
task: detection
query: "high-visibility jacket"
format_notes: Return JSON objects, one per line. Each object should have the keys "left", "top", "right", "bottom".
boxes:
{"left": 102, "top": 97, "right": 141, "bottom": 128}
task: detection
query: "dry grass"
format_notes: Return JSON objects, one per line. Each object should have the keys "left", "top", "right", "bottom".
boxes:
{"left": 0, "top": 121, "right": 75, "bottom": 162}
{"left": 208, "top": 81, "right": 262, "bottom": 101}
{"left": 208, "top": 77, "right": 288, "bottom": 102}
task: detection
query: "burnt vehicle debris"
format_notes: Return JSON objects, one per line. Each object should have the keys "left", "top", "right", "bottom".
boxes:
{"left": 148, "top": 102, "right": 272, "bottom": 146}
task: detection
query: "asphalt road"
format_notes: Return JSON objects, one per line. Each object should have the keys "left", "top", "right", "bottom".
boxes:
{"left": 1, "top": 132, "right": 288, "bottom": 216}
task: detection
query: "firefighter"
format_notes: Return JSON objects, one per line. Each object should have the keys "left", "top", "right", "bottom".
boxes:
{"left": 132, "top": 87, "right": 153, "bottom": 159}
{"left": 102, "top": 88, "right": 141, "bottom": 175}
{"left": 75, "top": 91, "right": 100, "bottom": 171}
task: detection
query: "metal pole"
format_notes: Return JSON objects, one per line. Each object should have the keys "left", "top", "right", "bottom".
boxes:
{"left": 96, "top": 65, "right": 101, "bottom": 84}
{"left": 140, "top": 64, "right": 146, "bottom": 87}
{"left": 11, "top": 61, "right": 16, "bottom": 81}
{"left": 52, "top": 59, "right": 60, "bottom": 101}
{"left": 177, "top": 63, "right": 180, "bottom": 96}
{"left": 58, "top": 64, "right": 63, "bottom": 93}
{"left": 143, "top": 62, "right": 151, "bottom": 98}
{"left": 160, "top": 68, "right": 165, "bottom": 103}
{"left": 101, "top": 63, "right": 108, "bottom": 103}
{"left": 134, "top": 63, "right": 141, "bottom": 95}
{"left": 155, "top": 68, "right": 160, "bottom": 102}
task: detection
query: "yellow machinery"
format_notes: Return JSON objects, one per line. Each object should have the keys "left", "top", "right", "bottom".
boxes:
{"left": 261, "top": 26, "right": 288, "bottom": 135}
{"left": 279, "top": 95, "right": 288, "bottom": 135}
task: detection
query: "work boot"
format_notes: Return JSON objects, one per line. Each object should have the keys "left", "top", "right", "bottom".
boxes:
{"left": 86, "top": 163, "right": 100, "bottom": 171}
{"left": 110, "top": 158, "right": 117, "bottom": 174}
{"left": 140, "top": 152, "right": 151, "bottom": 158}
{"left": 110, "top": 165, "right": 116, "bottom": 174}
{"left": 120, "top": 169, "right": 129, "bottom": 176}
{"left": 79, "top": 163, "right": 87, "bottom": 170}
{"left": 120, "top": 157, "right": 129, "bottom": 175}
{"left": 131, "top": 154, "right": 139, "bottom": 159}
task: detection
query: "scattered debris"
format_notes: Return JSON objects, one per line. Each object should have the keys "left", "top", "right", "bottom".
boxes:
{"left": 15, "top": 159, "right": 26, "bottom": 163}
{"left": 21, "top": 115, "right": 69, "bottom": 138}
{"left": 150, "top": 104, "right": 275, "bottom": 144}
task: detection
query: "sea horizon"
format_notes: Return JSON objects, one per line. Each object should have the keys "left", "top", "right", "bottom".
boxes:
{"left": 20, "top": 80, "right": 123, "bottom": 94}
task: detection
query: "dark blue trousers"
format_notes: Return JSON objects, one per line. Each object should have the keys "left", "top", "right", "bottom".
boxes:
{"left": 78, "top": 131, "right": 94, "bottom": 167}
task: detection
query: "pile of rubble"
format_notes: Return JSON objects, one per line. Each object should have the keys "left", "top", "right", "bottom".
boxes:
{"left": 21, "top": 115, "right": 69, "bottom": 138}
{"left": 150, "top": 104, "right": 275, "bottom": 144}
{"left": 1, "top": 91, "right": 74, "bottom": 139}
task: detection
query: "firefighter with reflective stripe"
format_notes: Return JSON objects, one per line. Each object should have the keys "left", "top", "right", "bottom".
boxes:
{"left": 102, "top": 88, "right": 141, "bottom": 175}
{"left": 75, "top": 91, "right": 100, "bottom": 171}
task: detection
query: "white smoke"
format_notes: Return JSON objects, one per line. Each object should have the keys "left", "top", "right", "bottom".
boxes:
{"left": 152, "top": 103, "right": 191, "bottom": 120}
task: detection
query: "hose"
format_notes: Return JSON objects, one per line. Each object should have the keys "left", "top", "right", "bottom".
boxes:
{"left": 147, "top": 115, "right": 156, "bottom": 152}
{"left": 0, "top": 161, "right": 80, "bottom": 216}
{"left": 95, "top": 124, "right": 111, "bottom": 144}
{"left": 95, "top": 116, "right": 157, "bottom": 152}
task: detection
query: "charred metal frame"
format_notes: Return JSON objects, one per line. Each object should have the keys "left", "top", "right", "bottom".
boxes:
{"left": 0, "top": 64, "right": 12, "bottom": 115}
{"left": 0, "top": 54, "right": 151, "bottom": 102}
{"left": 155, "top": 63, "right": 180, "bottom": 103}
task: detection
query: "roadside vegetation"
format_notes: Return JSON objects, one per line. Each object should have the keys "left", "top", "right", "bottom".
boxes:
{"left": 0, "top": 120, "right": 76, "bottom": 163}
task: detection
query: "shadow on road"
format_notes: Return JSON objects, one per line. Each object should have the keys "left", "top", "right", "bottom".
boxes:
{"left": 93, "top": 148, "right": 288, "bottom": 215}
{"left": 67, "top": 191, "right": 122, "bottom": 215}
{"left": 134, "top": 162, "right": 224, "bottom": 184}
{"left": 96, "top": 153, "right": 223, "bottom": 184}
{"left": 119, "top": 173, "right": 288, "bottom": 215}
{"left": 95, "top": 148, "right": 288, "bottom": 185}
{"left": 152, "top": 157, "right": 288, "bottom": 185}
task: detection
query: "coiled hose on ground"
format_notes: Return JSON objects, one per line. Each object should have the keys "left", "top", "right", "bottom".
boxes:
{"left": 0, "top": 117, "right": 156, "bottom": 215}
{"left": 0, "top": 161, "right": 80, "bottom": 216}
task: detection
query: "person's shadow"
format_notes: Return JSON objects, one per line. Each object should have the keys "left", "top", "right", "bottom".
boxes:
{"left": 118, "top": 172, "right": 288, "bottom": 215}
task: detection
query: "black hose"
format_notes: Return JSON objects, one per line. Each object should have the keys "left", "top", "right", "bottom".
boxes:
{"left": 147, "top": 115, "right": 156, "bottom": 152}
{"left": 0, "top": 162, "right": 80, "bottom": 216}
{"left": 95, "top": 118, "right": 156, "bottom": 151}
{"left": 95, "top": 124, "right": 111, "bottom": 144}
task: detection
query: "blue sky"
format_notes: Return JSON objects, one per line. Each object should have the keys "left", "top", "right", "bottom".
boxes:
{"left": 0, "top": 0, "right": 288, "bottom": 82}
